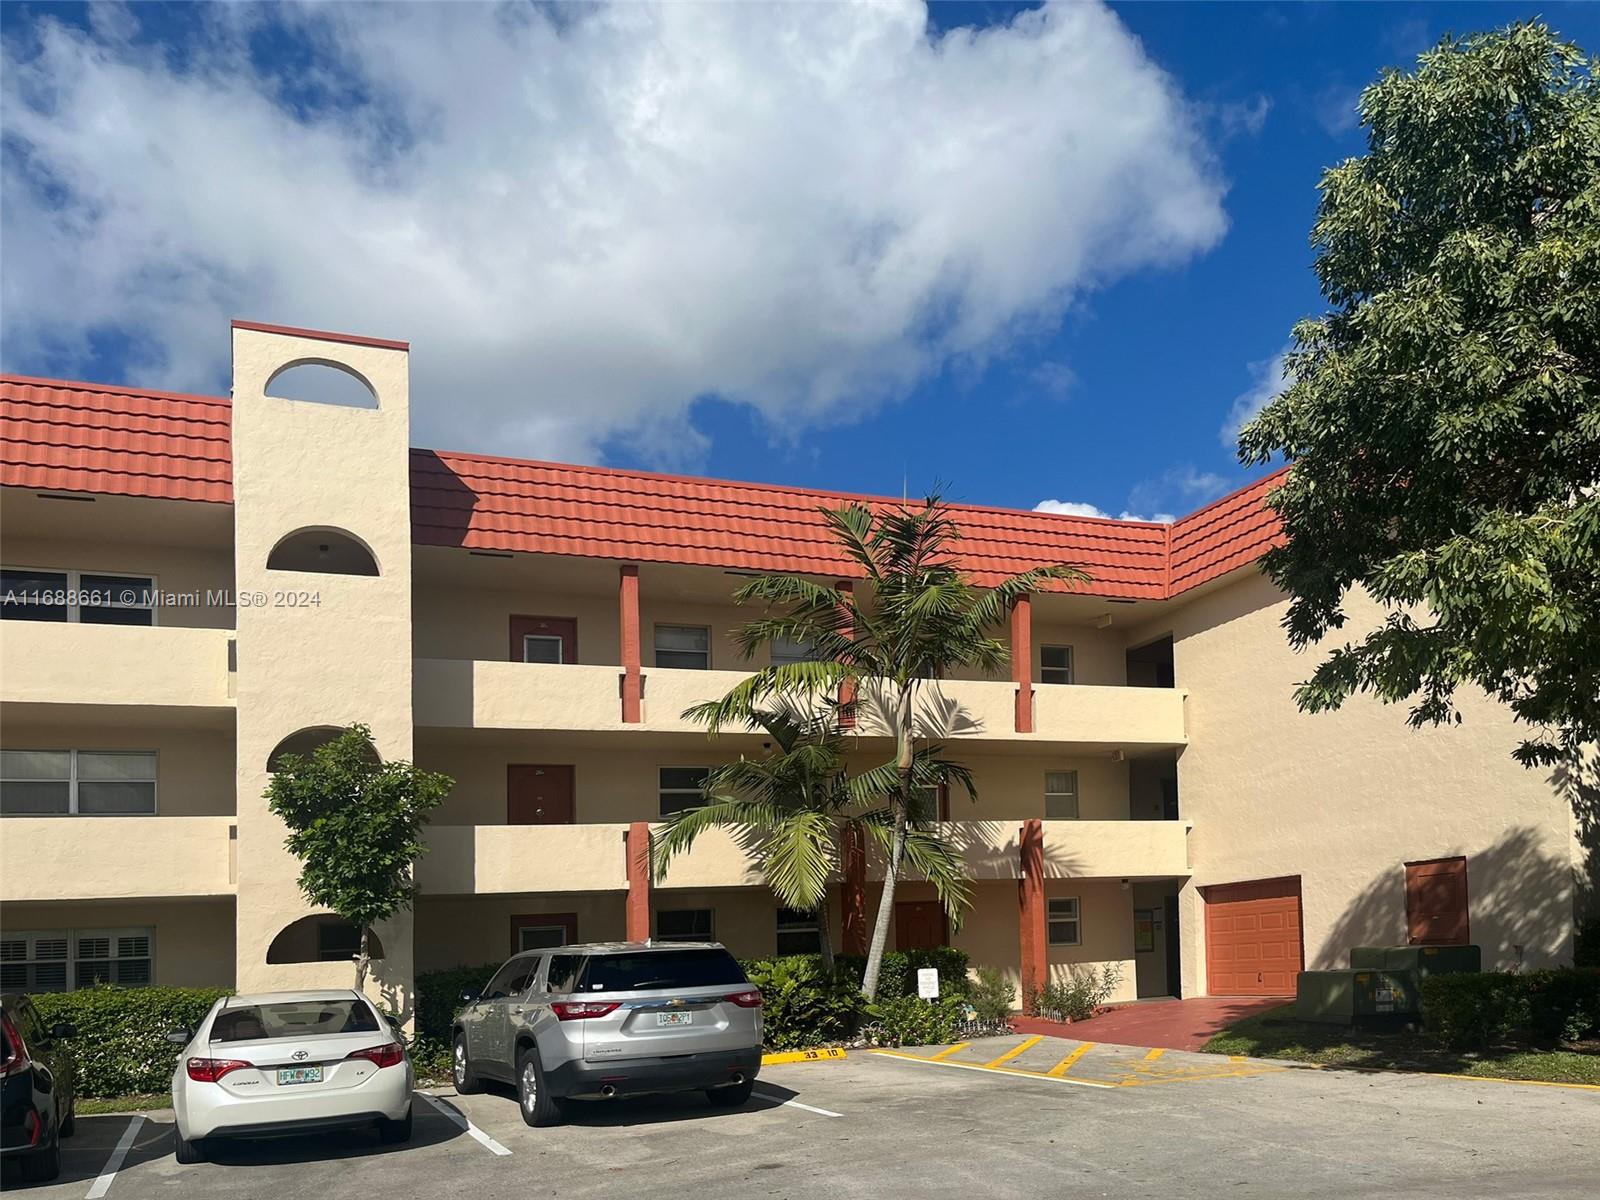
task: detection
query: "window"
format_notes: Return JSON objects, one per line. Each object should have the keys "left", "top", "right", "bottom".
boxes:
{"left": 0, "top": 568, "right": 155, "bottom": 625}
{"left": 1045, "top": 771, "right": 1079, "bottom": 820}
{"left": 656, "top": 909, "right": 714, "bottom": 943}
{"left": 577, "top": 949, "right": 746, "bottom": 992}
{"left": 212, "top": 999, "right": 380, "bottom": 1042}
{"left": 659, "top": 767, "right": 710, "bottom": 816}
{"left": 523, "top": 635, "right": 563, "bottom": 664}
{"left": 1, "top": 749, "right": 157, "bottom": 816}
{"left": 518, "top": 924, "right": 570, "bottom": 952}
{"left": 546, "top": 954, "right": 584, "bottom": 994}
{"left": 776, "top": 908, "right": 819, "bottom": 955}
{"left": 912, "top": 784, "right": 946, "bottom": 823}
{"left": 1041, "top": 645, "right": 1073, "bottom": 684}
{"left": 0, "top": 928, "right": 153, "bottom": 992}
{"left": 316, "top": 920, "right": 362, "bottom": 963}
{"left": 483, "top": 956, "right": 535, "bottom": 1001}
{"left": 655, "top": 625, "right": 710, "bottom": 670}
{"left": 771, "top": 635, "right": 820, "bottom": 666}
{"left": 1047, "top": 897, "right": 1081, "bottom": 946}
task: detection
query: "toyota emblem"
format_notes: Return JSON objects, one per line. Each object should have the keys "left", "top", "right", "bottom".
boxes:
{"left": 291, "top": 1049, "right": 309, "bottom": 1061}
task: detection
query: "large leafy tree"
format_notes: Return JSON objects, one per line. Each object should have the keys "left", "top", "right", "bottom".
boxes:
{"left": 653, "top": 704, "right": 974, "bottom": 975}
{"left": 693, "top": 497, "right": 1086, "bottom": 999}
{"left": 265, "top": 725, "right": 454, "bottom": 988}
{"left": 1239, "top": 23, "right": 1599, "bottom": 766}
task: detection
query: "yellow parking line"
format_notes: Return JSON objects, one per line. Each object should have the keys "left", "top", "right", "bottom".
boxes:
{"left": 1228, "top": 1055, "right": 1245, "bottom": 1063}
{"left": 929, "top": 1042, "right": 970, "bottom": 1061}
{"left": 984, "top": 1036, "right": 1043, "bottom": 1068}
{"left": 1047, "top": 1043, "right": 1095, "bottom": 1077}
{"left": 1143, "top": 1048, "right": 1165, "bottom": 1062}
{"left": 868, "top": 1048, "right": 1114, "bottom": 1089}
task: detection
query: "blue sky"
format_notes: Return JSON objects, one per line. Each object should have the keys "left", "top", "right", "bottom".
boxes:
{"left": 3, "top": 2, "right": 1594, "bottom": 521}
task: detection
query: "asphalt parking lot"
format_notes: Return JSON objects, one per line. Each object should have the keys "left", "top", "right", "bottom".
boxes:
{"left": 6, "top": 1035, "right": 1597, "bottom": 1199}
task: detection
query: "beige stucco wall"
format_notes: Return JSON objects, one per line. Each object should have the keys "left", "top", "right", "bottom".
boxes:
{"left": 418, "top": 824, "right": 630, "bottom": 894}
{"left": 0, "top": 899, "right": 236, "bottom": 989}
{"left": 1, "top": 817, "right": 235, "bottom": 902}
{"left": 1161, "top": 570, "right": 1577, "bottom": 995}
{"left": 0, "top": 623, "right": 234, "bottom": 709}
{"left": 0, "top": 536, "right": 235, "bottom": 630}
{"left": 415, "top": 893, "right": 628, "bottom": 971}
{"left": 231, "top": 327, "right": 417, "bottom": 1011}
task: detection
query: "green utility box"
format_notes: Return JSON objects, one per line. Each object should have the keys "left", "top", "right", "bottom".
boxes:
{"left": 1296, "top": 969, "right": 1420, "bottom": 1025}
{"left": 1347, "top": 944, "right": 1481, "bottom": 979}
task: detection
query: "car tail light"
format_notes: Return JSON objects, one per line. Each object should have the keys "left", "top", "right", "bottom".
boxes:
{"left": 186, "top": 1057, "right": 252, "bottom": 1083}
{"left": 723, "top": 990, "right": 763, "bottom": 1008}
{"left": 345, "top": 1042, "right": 405, "bottom": 1069}
{"left": 0, "top": 1012, "right": 31, "bottom": 1078}
{"left": 551, "top": 1001, "right": 621, "bottom": 1021}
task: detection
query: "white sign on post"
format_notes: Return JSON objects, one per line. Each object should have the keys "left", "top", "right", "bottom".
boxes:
{"left": 916, "top": 967, "right": 939, "bottom": 1000}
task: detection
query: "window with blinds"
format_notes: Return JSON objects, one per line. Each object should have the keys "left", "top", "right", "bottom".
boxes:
{"left": 0, "top": 749, "right": 157, "bottom": 815}
{"left": 0, "top": 929, "right": 153, "bottom": 991}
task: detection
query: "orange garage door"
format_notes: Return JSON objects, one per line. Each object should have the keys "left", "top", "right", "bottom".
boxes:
{"left": 1203, "top": 877, "right": 1303, "bottom": 996}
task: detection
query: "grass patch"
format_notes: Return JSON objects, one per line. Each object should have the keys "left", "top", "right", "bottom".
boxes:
{"left": 1203, "top": 1004, "right": 1600, "bottom": 1085}
{"left": 77, "top": 1093, "right": 169, "bottom": 1115}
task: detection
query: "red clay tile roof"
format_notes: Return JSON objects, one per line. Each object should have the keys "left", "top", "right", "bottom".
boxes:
{"left": 1, "top": 374, "right": 1285, "bottom": 599}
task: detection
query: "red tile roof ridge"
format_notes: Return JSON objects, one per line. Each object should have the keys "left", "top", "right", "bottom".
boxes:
{"left": 0, "top": 373, "right": 232, "bottom": 409}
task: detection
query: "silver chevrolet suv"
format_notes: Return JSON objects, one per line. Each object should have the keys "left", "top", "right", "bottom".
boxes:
{"left": 451, "top": 941, "right": 763, "bottom": 1126}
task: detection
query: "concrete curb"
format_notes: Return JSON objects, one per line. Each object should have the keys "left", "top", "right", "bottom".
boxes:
{"left": 761, "top": 1048, "right": 848, "bottom": 1065}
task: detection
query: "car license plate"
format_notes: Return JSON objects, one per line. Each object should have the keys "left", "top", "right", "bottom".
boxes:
{"left": 656, "top": 1011, "right": 692, "bottom": 1027}
{"left": 276, "top": 1066, "right": 324, "bottom": 1085}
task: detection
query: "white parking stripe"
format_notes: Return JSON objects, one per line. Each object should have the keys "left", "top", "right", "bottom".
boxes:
{"left": 418, "top": 1092, "right": 512, "bottom": 1156}
{"left": 85, "top": 1114, "right": 145, "bottom": 1199}
{"left": 752, "top": 1088, "right": 842, "bottom": 1118}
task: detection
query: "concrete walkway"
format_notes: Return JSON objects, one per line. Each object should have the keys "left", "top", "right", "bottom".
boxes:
{"left": 1010, "top": 995, "right": 1286, "bottom": 1051}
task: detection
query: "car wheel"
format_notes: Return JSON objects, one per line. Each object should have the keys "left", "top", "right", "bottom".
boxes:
{"left": 453, "top": 1033, "right": 482, "bottom": 1095}
{"left": 705, "top": 1077, "right": 756, "bottom": 1108}
{"left": 516, "top": 1047, "right": 565, "bottom": 1128}
{"left": 60, "top": 1096, "right": 76, "bottom": 1138}
{"left": 377, "top": 1104, "right": 413, "bottom": 1145}
{"left": 174, "top": 1132, "right": 206, "bottom": 1165}
{"left": 21, "top": 1134, "right": 62, "bottom": 1182}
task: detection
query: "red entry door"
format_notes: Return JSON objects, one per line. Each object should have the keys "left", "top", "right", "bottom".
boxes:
{"left": 895, "top": 901, "right": 947, "bottom": 951}
{"left": 507, "top": 765, "right": 575, "bottom": 825}
{"left": 509, "top": 616, "right": 577, "bottom": 663}
{"left": 1406, "top": 857, "right": 1470, "bottom": 945}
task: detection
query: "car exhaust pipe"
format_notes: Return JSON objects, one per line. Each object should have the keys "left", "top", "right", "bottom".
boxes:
{"left": 729, "top": 1073, "right": 744, "bottom": 1086}
{"left": 600, "top": 1085, "right": 617, "bottom": 1099}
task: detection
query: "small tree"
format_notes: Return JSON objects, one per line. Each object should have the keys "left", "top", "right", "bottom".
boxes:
{"left": 693, "top": 497, "right": 1086, "bottom": 1000}
{"left": 265, "top": 725, "right": 453, "bottom": 989}
{"left": 1239, "top": 23, "right": 1599, "bottom": 766}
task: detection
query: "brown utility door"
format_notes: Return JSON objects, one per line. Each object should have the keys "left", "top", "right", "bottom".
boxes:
{"left": 1405, "top": 856, "right": 1470, "bottom": 945}
{"left": 895, "top": 901, "right": 947, "bottom": 951}
{"left": 1203, "top": 877, "right": 1302, "bottom": 996}
{"left": 507, "top": 765, "right": 575, "bottom": 825}
{"left": 510, "top": 615, "right": 577, "bottom": 663}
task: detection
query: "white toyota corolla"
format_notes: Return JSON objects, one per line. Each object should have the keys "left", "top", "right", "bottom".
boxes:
{"left": 168, "top": 990, "right": 413, "bottom": 1163}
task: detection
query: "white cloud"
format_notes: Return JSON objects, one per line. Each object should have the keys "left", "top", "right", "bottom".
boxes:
{"left": 1, "top": 0, "right": 1228, "bottom": 466}
{"left": 1221, "top": 346, "right": 1292, "bottom": 448}
{"left": 1124, "top": 464, "right": 1232, "bottom": 520}
{"left": 1032, "top": 498, "right": 1174, "bottom": 524}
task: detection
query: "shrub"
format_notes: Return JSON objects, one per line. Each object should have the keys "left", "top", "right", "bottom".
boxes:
{"left": 968, "top": 966, "right": 1016, "bottom": 1022}
{"left": 1028, "top": 963, "right": 1123, "bottom": 1024}
{"left": 413, "top": 962, "right": 501, "bottom": 1079}
{"left": 31, "top": 985, "right": 232, "bottom": 1097}
{"left": 1421, "top": 968, "right": 1600, "bottom": 1050}
{"left": 834, "top": 947, "right": 971, "bottom": 1001}
{"left": 1576, "top": 917, "right": 1600, "bottom": 969}
{"left": 740, "top": 957, "right": 864, "bottom": 1049}
{"left": 860, "top": 995, "right": 968, "bottom": 1047}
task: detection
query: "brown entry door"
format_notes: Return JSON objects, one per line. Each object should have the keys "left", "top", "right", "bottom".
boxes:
{"left": 1406, "top": 857, "right": 1469, "bottom": 945}
{"left": 510, "top": 616, "right": 577, "bottom": 663}
{"left": 1203, "top": 877, "right": 1303, "bottom": 996}
{"left": 507, "top": 765, "right": 575, "bottom": 825}
{"left": 895, "top": 901, "right": 947, "bottom": 951}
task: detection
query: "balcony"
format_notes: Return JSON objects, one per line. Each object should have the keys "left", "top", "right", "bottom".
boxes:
{"left": 0, "top": 816, "right": 237, "bottom": 902}
{"left": 417, "top": 823, "right": 630, "bottom": 895}
{"left": 0, "top": 624, "right": 235, "bottom": 710}
{"left": 412, "top": 659, "right": 1186, "bottom": 749}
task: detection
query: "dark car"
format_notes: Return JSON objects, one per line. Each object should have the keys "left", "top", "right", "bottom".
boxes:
{"left": 1, "top": 995, "right": 77, "bottom": 1183}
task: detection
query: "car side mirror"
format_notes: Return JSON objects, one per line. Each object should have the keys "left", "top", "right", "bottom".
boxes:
{"left": 459, "top": 987, "right": 481, "bottom": 1004}
{"left": 164, "top": 1028, "right": 192, "bottom": 1045}
{"left": 51, "top": 1022, "right": 76, "bottom": 1040}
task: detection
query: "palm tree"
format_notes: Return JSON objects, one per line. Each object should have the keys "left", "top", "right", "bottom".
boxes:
{"left": 690, "top": 496, "right": 1088, "bottom": 1000}
{"left": 654, "top": 702, "right": 975, "bottom": 976}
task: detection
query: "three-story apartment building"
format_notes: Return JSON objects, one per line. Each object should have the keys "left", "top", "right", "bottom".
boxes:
{"left": 0, "top": 323, "right": 1585, "bottom": 1012}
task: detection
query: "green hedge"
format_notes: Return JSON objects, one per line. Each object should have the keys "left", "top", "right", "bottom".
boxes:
{"left": 1421, "top": 968, "right": 1600, "bottom": 1050}
{"left": 413, "top": 963, "right": 501, "bottom": 1079}
{"left": 31, "top": 986, "right": 232, "bottom": 1097}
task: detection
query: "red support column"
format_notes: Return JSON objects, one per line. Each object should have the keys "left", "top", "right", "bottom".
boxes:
{"left": 1018, "top": 818, "right": 1046, "bottom": 1013}
{"left": 1011, "top": 592, "right": 1033, "bottom": 734}
{"left": 620, "top": 565, "right": 642, "bottom": 723}
{"left": 626, "top": 821, "right": 651, "bottom": 941}
{"left": 842, "top": 824, "right": 868, "bottom": 955}
{"left": 837, "top": 580, "right": 856, "bottom": 727}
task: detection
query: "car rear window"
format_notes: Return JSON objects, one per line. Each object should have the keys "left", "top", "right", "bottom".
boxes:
{"left": 578, "top": 949, "right": 747, "bottom": 992}
{"left": 211, "top": 999, "right": 380, "bottom": 1042}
